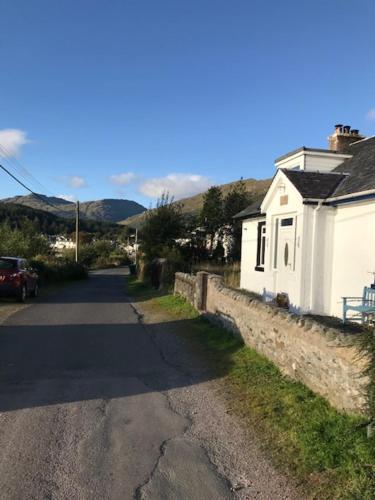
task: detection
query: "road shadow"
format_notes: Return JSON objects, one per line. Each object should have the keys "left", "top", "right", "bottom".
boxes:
{"left": 0, "top": 318, "right": 236, "bottom": 412}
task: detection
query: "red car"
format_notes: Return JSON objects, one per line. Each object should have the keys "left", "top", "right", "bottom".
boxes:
{"left": 0, "top": 257, "right": 39, "bottom": 302}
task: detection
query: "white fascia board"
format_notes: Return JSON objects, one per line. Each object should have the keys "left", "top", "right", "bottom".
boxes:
{"left": 261, "top": 169, "right": 302, "bottom": 212}
{"left": 275, "top": 150, "right": 305, "bottom": 169}
{"left": 275, "top": 149, "right": 351, "bottom": 169}
{"left": 326, "top": 188, "right": 375, "bottom": 203}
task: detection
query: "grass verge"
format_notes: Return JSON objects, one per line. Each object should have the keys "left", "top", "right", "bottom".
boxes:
{"left": 127, "top": 277, "right": 375, "bottom": 499}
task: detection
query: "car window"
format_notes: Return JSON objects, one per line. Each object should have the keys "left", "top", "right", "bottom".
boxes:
{"left": 0, "top": 259, "right": 17, "bottom": 270}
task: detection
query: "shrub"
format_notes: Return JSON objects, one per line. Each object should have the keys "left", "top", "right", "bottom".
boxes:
{"left": 0, "top": 221, "right": 50, "bottom": 258}
{"left": 31, "top": 256, "right": 87, "bottom": 285}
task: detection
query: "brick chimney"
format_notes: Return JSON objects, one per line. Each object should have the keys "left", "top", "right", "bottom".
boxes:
{"left": 328, "top": 124, "right": 365, "bottom": 153}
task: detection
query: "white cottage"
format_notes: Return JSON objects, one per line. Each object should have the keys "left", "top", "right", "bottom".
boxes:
{"left": 236, "top": 125, "right": 375, "bottom": 318}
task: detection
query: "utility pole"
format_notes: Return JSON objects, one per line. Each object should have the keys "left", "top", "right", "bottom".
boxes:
{"left": 134, "top": 228, "right": 138, "bottom": 266}
{"left": 75, "top": 201, "right": 80, "bottom": 263}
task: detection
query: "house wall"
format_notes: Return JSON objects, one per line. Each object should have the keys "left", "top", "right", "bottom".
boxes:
{"left": 240, "top": 172, "right": 308, "bottom": 312}
{"left": 174, "top": 272, "right": 368, "bottom": 414}
{"left": 330, "top": 200, "right": 375, "bottom": 317}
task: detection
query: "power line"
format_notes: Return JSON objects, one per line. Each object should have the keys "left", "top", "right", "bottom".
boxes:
{"left": 0, "top": 144, "right": 56, "bottom": 198}
{"left": 0, "top": 163, "right": 60, "bottom": 211}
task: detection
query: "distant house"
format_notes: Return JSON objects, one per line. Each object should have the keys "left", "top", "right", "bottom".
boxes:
{"left": 49, "top": 235, "right": 75, "bottom": 251}
{"left": 235, "top": 125, "right": 375, "bottom": 318}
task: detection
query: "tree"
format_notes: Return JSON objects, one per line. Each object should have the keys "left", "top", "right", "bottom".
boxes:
{"left": 199, "top": 186, "right": 224, "bottom": 252}
{"left": 223, "top": 179, "right": 251, "bottom": 260}
{"left": 140, "top": 193, "right": 184, "bottom": 260}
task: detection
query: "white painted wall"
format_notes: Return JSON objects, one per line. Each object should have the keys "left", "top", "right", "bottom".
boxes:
{"left": 241, "top": 169, "right": 375, "bottom": 319}
{"left": 329, "top": 200, "right": 375, "bottom": 317}
{"left": 240, "top": 171, "right": 308, "bottom": 311}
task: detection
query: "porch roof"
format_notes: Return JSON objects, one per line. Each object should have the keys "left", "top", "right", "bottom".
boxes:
{"left": 281, "top": 169, "right": 346, "bottom": 199}
{"left": 233, "top": 196, "right": 265, "bottom": 220}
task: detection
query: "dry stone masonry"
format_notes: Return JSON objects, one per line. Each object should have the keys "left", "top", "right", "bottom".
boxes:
{"left": 174, "top": 272, "right": 368, "bottom": 414}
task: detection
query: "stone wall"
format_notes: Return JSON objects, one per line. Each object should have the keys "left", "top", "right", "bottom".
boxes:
{"left": 174, "top": 273, "right": 197, "bottom": 305}
{"left": 174, "top": 272, "right": 368, "bottom": 414}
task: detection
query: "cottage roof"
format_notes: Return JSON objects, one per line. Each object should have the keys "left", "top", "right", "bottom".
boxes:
{"left": 234, "top": 136, "right": 375, "bottom": 221}
{"left": 332, "top": 136, "right": 375, "bottom": 196}
{"left": 281, "top": 169, "right": 346, "bottom": 199}
{"left": 232, "top": 196, "right": 265, "bottom": 220}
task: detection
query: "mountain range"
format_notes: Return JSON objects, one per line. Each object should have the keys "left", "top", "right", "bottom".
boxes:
{"left": 1, "top": 194, "right": 146, "bottom": 223}
{"left": 119, "top": 177, "right": 272, "bottom": 228}
{"left": 1, "top": 177, "right": 271, "bottom": 228}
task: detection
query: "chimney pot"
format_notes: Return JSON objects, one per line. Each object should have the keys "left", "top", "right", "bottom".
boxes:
{"left": 328, "top": 124, "right": 363, "bottom": 152}
{"left": 334, "top": 123, "right": 343, "bottom": 133}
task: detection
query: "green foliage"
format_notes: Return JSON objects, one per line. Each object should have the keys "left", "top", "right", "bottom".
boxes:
{"left": 0, "top": 201, "right": 127, "bottom": 241}
{"left": 31, "top": 256, "right": 87, "bottom": 284}
{"left": 199, "top": 186, "right": 224, "bottom": 235}
{"left": 223, "top": 178, "right": 250, "bottom": 224}
{"left": 64, "top": 240, "right": 129, "bottom": 269}
{"left": 223, "top": 179, "right": 252, "bottom": 260}
{"left": 140, "top": 193, "right": 185, "bottom": 260}
{"left": 0, "top": 221, "right": 50, "bottom": 258}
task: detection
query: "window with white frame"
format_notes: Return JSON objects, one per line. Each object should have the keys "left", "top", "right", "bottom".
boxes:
{"left": 255, "top": 221, "right": 266, "bottom": 271}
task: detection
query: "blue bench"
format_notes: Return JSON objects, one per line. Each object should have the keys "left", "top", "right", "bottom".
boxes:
{"left": 343, "top": 287, "right": 375, "bottom": 323}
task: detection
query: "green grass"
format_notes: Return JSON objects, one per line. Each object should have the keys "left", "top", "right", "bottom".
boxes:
{"left": 127, "top": 277, "right": 375, "bottom": 498}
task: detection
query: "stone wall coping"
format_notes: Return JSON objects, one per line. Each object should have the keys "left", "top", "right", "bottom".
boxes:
{"left": 175, "top": 272, "right": 197, "bottom": 284}
{"left": 204, "top": 273, "right": 364, "bottom": 348}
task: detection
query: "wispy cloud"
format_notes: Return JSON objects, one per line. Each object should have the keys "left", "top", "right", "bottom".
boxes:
{"left": 57, "top": 175, "right": 87, "bottom": 189}
{"left": 139, "top": 173, "right": 212, "bottom": 200}
{"left": 58, "top": 193, "right": 77, "bottom": 202}
{"left": 367, "top": 108, "right": 375, "bottom": 121}
{"left": 109, "top": 172, "right": 136, "bottom": 185}
{"left": 0, "top": 129, "right": 30, "bottom": 157}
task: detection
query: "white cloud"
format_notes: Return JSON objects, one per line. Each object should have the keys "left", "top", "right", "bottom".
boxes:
{"left": 109, "top": 172, "right": 136, "bottom": 185}
{"left": 367, "top": 108, "right": 375, "bottom": 121}
{"left": 139, "top": 173, "right": 212, "bottom": 200}
{"left": 58, "top": 194, "right": 77, "bottom": 202}
{"left": 0, "top": 129, "right": 30, "bottom": 157}
{"left": 57, "top": 175, "right": 87, "bottom": 189}
{"left": 68, "top": 175, "right": 86, "bottom": 188}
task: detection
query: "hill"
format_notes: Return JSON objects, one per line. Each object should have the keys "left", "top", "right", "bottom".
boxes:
{"left": 1, "top": 194, "right": 146, "bottom": 223}
{"left": 120, "top": 177, "right": 271, "bottom": 229}
{"left": 0, "top": 202, "right": 125, "bottom": 239}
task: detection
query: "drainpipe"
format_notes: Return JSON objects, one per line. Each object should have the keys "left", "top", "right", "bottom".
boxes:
{"left": 309, "top": 201, "right": 323, "bottom": 312}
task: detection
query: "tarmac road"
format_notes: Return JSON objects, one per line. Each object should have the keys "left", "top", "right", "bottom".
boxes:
{"left": 0, "top": 268, "right": 296, "bottom": 500}
{"left": 0, "top": 268, "right": 231, "bottom": 500}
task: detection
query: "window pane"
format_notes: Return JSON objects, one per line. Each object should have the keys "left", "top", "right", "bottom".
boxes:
{"left": 261, "top": 236, "right": 266, "bottom": 266}
{"left": 274, "top": 219, "right": 279, "bottom": 268}
{"left": 0, "top": 259, "right": 16, "bottom": 269}
{"left": 281, "top": 217, "right": 293, "bottom": 227}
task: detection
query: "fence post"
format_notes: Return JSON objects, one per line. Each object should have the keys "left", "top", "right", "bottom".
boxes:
{"left": 195, "top": 272, "right": 209, "bottom": 311}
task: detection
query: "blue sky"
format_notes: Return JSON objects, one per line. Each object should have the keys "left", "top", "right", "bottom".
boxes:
{"left": 1, "top": 0, "right": 375, "bottom": 206}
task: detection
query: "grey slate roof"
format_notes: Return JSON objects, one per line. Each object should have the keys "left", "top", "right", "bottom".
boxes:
{"left": 234, "top": 136, "right": 375, "bottom": 220}
{"left": 332, "top": 137, "right": 375, "bottom": 196}
{"left": 233, "top": 195, "right": 265, "bottom": 219}
{"left": 282, "top": 169, "right": 346, "bottom": 199}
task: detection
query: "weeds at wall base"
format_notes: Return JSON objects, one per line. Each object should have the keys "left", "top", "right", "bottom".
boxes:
{"left": 127, "top": 277, "right": 375, "bottom": 499}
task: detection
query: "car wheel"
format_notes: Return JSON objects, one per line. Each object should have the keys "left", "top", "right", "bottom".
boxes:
{"left": 31, "top": 283, "right": 38, "bottom": 298}
{"left": 18, "top": 284, "right": 27, "bottom": 303}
